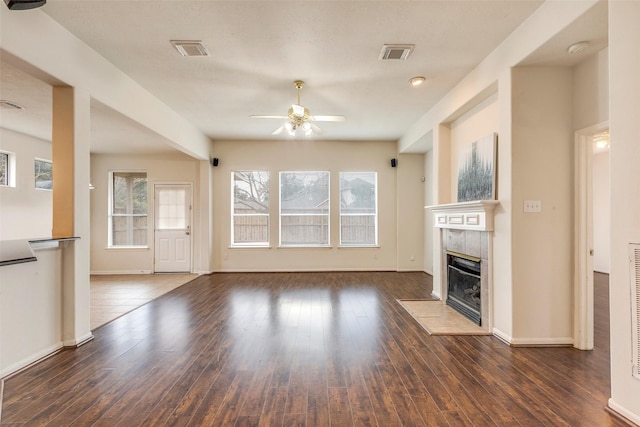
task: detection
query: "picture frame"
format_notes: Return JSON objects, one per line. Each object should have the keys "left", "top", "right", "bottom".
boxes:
{"left": 457, "top": 133, "right": 497, "bottom": 202}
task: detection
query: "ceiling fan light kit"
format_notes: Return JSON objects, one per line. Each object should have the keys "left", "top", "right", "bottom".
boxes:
{"left": 251, "top": 80, "right": 345, "bottom": 137}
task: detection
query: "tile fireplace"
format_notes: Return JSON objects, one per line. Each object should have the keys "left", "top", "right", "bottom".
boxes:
{"left": 426, "top": 200, "right": 499, "bottom": 333}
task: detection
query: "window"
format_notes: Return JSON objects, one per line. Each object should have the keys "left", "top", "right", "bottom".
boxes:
{"left": 109, "top": 171, "right": 148, "bottom": 247}
{"left": 280, "top": 171, "right": 329, "bottom": 246}
{"left": 0, "top": 152, "right": 8, "bottom": 186}
{"left": 34, "top": 158, "right": 53, "bottom": 190}
{"left": 232, "top": 171, "right": 270, "bottom": 246}
{"left": 340, "top": 172, "right": 377, "bottom": 246}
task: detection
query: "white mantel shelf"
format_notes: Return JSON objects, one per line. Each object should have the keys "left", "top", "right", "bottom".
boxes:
{"left": 425, "top": 200, "right": 500, "bottom": 231}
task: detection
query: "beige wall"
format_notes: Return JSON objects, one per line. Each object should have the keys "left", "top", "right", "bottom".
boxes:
{"left": 608, "top": 1, "right": 640, "bottom": 422}
{"left": 210, "top": 139, "right": 410, "bottom": 271}
{"left": 510, "top": 67, "right": 574, "bottom": 343}
{"left": 89, "top": 152, "right": 202, "bottom": 274}
{"left": 396, "top": 153, "right": 426, "bottom": 271}
{"left": 449, "top": 94, "right": 499, "bottom": 202}
{"left": 0, "top": 128, "right": 53, "bottom": 240}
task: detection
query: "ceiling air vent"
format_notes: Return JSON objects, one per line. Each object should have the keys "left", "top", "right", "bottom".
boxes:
{"left": 0, "top": 100, "right": 25, "bottom": 110}
{"left": 170, "top": 40, "right": 210, "bottom": 57}
{"left": 379, "top": 44, "right": 414, "bottom": 60}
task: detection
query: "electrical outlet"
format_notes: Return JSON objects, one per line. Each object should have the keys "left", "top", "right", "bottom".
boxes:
{"left": 523, "top": 200, "right": 542, "bottom": 213}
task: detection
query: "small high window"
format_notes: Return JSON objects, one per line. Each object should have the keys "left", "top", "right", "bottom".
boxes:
{"left": 0, "top": 152, "right": 9, "bottom": 186}
{"left": 34, "top": 158, "right": 53, "bottom": 190}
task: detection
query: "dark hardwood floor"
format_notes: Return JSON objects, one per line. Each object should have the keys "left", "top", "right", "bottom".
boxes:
{"left": 1, "top": 271, "right": 627, "bottom": 426}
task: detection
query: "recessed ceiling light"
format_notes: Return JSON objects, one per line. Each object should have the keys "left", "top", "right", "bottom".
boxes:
{"left": 567, "top": 41, "right": 589, "bottom": 55}
{"left": 409, "top": 76, "right": 426, "bottom": 86}
{"left": 170, "top": 40, "right": 210, "bottom": 57}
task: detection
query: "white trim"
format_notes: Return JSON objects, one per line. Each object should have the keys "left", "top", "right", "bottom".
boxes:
{"left": 608, "top": 399, "right": 640, "bottom": 425}
{"left": 213, "top": 267, "right": 397, "bottom": 273}
{"left": 62, "top": 332, "right": 94, "bottom": 348}
{"left": 508, "top": 337, "right": 574, "bottom": 347}
{"left": 574, "top": 121, "right": 608, "bottom": 350}
{"left": 0, "top": 341, "right": 63, "bottom": 379}
{"left": 492, "top": 328, "right": 513, "bottom": 345}
{"left": 90, "top": 270, "right": 153, "bottom": 275}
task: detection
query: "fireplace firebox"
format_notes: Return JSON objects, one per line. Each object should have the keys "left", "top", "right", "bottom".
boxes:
{"left": 447, "top": 252, "right": 481, "bottom": 325}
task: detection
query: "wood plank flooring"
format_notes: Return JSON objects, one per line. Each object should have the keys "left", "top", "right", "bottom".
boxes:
{"left": 1, "top": 271, "right": 627, "bottom": 426}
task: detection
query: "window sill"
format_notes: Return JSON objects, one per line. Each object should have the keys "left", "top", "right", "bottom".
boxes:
{"left": 229, "top": 245, "right": 272, "bottom": 249}
{"left": 106, "top": 246, "right": 149, "bottom": 250}
{"left": 277, "top": 245, "right": 333, "bottom": 249}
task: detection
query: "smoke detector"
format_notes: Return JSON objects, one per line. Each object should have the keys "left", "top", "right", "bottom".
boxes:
{"left": 170, "top": 40, "right": 210, "bottom": 57}
{"left": 379, "top": 44, "right": 414, "bottom": 60}
{"left": 567, "top": 41, "right": 589, "bottom": 55}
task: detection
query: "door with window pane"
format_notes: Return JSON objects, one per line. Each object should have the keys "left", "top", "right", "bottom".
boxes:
{"left": 154, "top": 184, "right": 191, "bottom": 272}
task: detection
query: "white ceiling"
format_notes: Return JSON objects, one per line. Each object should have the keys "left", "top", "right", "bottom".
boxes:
{"left": 0, "top": 0, "right": 608, "bottom": 155}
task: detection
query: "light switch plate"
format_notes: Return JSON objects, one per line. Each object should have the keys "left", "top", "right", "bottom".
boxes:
{"left": 524, "top": 200, "right": 542, "bottom": 213}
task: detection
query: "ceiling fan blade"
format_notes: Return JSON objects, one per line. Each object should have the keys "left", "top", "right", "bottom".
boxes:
{"left": 250, "top": 115, "right": 287, "bottom": 119}
{"left": 271, "top": 125, "right": 285, "bottom": 135}
{"left": 309, "top": 122, "right": 326, "bottom": 135}
{"left": 310, "top": 115, "right": 346, "bottom": 122}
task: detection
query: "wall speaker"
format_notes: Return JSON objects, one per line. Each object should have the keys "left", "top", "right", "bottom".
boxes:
{"left": 211, "top": 157, "right": 219, "bottom": 167}
{"left": 4, "top": 0, "right": 46, "bottom": 10}
{"left": 390, "top": 158, "right": 397, "bottom": 168}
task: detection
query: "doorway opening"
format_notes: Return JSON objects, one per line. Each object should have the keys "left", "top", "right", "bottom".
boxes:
{"left": 574, "top": 122, "right": 609, "bottom": 350}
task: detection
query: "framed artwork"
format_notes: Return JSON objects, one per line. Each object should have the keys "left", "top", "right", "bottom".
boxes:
{"left": 457, "top": 133, "right": 497, "bottom": 202}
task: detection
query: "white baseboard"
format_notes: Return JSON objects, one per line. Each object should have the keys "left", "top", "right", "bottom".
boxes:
{"left": 608, "top": 398, "right": 640, "bottom": 425}
{"left": 213, "top": 267, "right": 397, "bottom": 273}
{"left": 491, "top": 330, "right": 574, "bottom": 347}
{"left": 492, "top": 328, "right": 513, "bottom": 345}
{"left": 90, "top": 270, "right": 152, "bottom": 275}
{"left": 1, "top": 341, "right": 63, "bottom": 379}
{"left": 62, "top": 332, "right": 94, "bottom": 348}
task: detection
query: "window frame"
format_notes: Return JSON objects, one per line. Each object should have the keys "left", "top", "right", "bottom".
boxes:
{"left": 108, "top": 170, "right": 149, "bottom": 248}
{"left": 279, "top": 171, "right": 330, "bottom": 247}
{"left": 34, "top": 158, "right": 53, "bottom": 191}
{"left": 339, "top": 171, "right": 378, "bottom": 247}
{"left": 0, "top": 151, "right": 9, "bottom": 187}
{"left": 231, "top": 170, "right": 270, "bottom": 247}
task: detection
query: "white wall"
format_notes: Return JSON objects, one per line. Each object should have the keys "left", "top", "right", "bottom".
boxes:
{"left": 573, "top": 48, "right": 609, "bottom": 130}
{"left": 211, "top": 139, "right": 407, "bottom": 271}
{"left": 0, "top": 128, "right": 53, "bottom": 240}
{"left": 0, "top": 245, "right": 62, "bottom": 377}
{"left": 608, "top": 1, "right": 640, "bottom": 423}
{"left": 90, "top": 152, "right": 203, "bottom": 274}
{"left": 592, "top": 150, "right": 610, "bottom": 273}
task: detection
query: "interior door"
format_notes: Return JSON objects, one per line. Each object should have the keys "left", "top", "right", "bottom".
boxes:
{"left": 154, "top": 184, "right": 191, "bottom": 272}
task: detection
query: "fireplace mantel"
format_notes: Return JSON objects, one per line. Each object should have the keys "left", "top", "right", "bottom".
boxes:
{"left": 425, "top": 200, "right": 499, "bottom": 231}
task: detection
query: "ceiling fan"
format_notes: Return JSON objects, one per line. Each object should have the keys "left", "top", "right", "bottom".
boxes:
{"left": 250, "top": 80, "right": 346, "bottom": 136}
